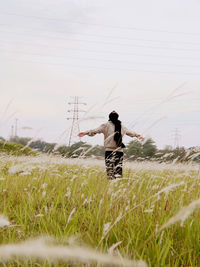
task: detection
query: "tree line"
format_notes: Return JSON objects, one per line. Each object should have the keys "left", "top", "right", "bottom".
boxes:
{"left": 4, "top": 136, "right": 199, "bottom": 163}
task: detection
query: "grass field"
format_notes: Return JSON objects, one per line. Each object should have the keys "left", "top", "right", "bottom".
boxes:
{"left": 0, "top": 154, "right": 200, "bottom": 266}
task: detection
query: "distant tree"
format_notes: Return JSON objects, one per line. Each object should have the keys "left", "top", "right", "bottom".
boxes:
{"left": 9, "top": 136, "right": 31, "bottom": 146}
{"left": 186, "top": 147, "right": 200, "bottom": 162}
{"left": 85, "top": 145, "right": 105, "bottom": 157}
{"left": 56, "top": 145, "right": 70, "bottom": 157}
{"left": 125, "top": 138, "right": 157, "bottom": 160}
{"left": 9, "top": 136, "right": 56, "bottom": 153}
{"left": 29, "top": 140, "right": 56, "bottom": 153}
{"left": 172, "top": 147, "right": 186, "bottom": 162}
{"left": 155, "top": 145, "right": 174, "bottom": 161}
{"left": 56, "top": 142, "right": 105, "bottom": 158}
{"left": 66, "top": 141, "right": 91, "bottom": 157}
{"left": 142, "top": 138, "right": 157, "bottom": 158}
{"left": 125, "top": 140, "right": 143, "bottom": 159}
{"left": 29, "top": 140, "right": 46, "bottom": 151}
{"left": 156, "top": 146, "right": 187, "bottom": 162}
{"left": 0, "top": 141, "right": 36, "bottom": 156}
{"left": 8, "top": 135, "right": 199, "bottom": 163}
{"left": 69, "top": 141, "right": 87, "bottom": 151}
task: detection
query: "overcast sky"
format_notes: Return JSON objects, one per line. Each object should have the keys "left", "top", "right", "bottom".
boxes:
{"left": 0, "top": 0, "right": 200, "bottom": 148}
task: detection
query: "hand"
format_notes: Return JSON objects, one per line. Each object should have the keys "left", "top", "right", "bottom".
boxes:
{"left": 136, "top": 134, "right": 144, "bottom": 140}
{"left": 78, "top": 132, "right": 85, "bottom": 137}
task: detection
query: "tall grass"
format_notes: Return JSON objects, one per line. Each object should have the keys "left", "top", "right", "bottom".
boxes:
{"left": 0, "top": 154, "right": 200, "bottom": 266}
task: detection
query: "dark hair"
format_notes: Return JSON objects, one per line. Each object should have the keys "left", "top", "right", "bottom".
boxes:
{"left": 109, "top": 111, "right": 125, "bottom": 148}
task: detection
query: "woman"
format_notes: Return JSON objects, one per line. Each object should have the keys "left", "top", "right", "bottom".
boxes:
{"left": 78, "top": 111, "right": 143, "bottom": 179}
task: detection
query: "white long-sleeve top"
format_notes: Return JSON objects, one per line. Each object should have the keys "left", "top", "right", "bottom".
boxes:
{"left": 84, "top": 121, "right": 137, "bottom": 151}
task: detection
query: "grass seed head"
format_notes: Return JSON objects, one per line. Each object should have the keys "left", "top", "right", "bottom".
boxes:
{"left": 0, "top": 237, "right": 148, "bottom": 267}
{"left": 160, "top": 199, "right": 200, "bottom": 230}
{"left": 0, "top": 215, "right": 10, "bottom": 227}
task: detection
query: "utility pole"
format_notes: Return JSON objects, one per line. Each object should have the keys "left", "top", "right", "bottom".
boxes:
{"left": 67, "top": 96, "right": 86, "bottom": 146}
{"left": 14, "top": 118, "right": 18, "bottom": 137}
{"left": 11, "top": 125, "right": 14, "bottom": 139}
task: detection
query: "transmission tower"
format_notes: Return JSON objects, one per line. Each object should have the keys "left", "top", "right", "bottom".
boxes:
{"left": 67, "top": 96, "right": 86, "bottom": 146}
{"left": 173, "top": 128, "right": 181, "bottom": 148}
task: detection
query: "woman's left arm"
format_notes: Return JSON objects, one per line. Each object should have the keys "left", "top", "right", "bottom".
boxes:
{"left": 123, "top": 126, "right": 143, "bottom": 140}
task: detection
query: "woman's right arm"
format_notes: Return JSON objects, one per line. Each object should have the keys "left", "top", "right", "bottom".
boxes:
{"left": 78, "top": 124, "right": 106, "bottom": 137}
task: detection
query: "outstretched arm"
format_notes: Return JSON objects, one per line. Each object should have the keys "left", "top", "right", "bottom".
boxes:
{"left": 78, "top": 132, "right": 87, "bottom": 137}
{"left": 135, "top": 134, "right": 143, "bottom": 140}
{"left": 78, "top": 124, "right": 105, "bottom": 138}
{"left": 124, "top": 126, "right": 143, "bottom": 140}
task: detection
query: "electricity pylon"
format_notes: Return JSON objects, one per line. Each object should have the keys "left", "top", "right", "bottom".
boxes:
{"left": 173, "top": 128, "right": 181, "bottom": 148}
{"left": 67, "top": 96, "right": 86, "bottom": 146}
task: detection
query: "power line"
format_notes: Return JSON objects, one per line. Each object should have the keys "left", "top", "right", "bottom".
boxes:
{"left": 2, "top": 27, "right": 200, "bottom": 46}
{"left": 2, "top": 12, "right": 200, "bottom": 36}
{"left": 1, "top": 39, "right": 200, "bottom": 62}
{"left": 2, "top": 56, "right": 200, "bottom": 76}
{"left": 2, "top": 49, "right": 200, "bottom": 69}
{"left": 2, "top": 30, "right": 200, "bottom": 52}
